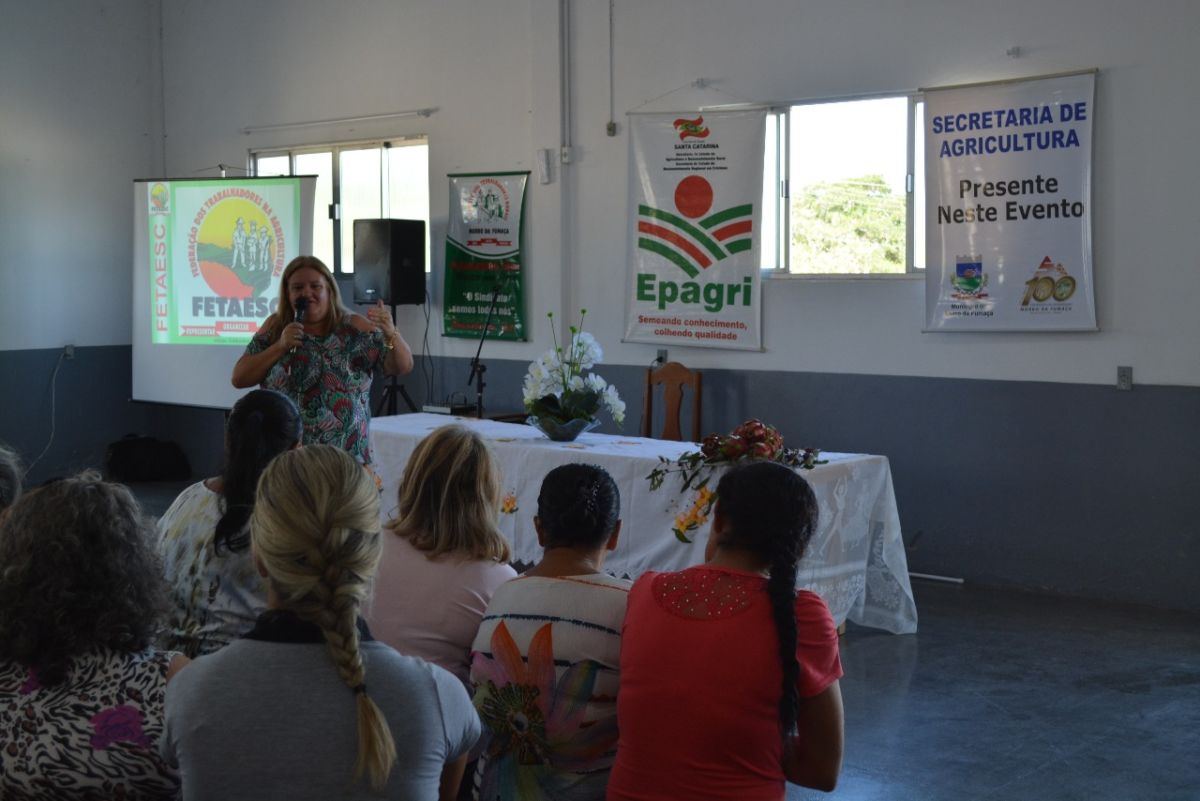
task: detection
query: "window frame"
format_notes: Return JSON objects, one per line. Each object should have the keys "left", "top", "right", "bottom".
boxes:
{"left": 249, "top": 135, "right": 429, "bottom": 275}
{"left": 763, "top": 90, "right": 926, "bottom": 279}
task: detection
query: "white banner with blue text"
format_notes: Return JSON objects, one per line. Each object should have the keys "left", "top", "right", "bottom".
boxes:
{"left": 925, "top": 72, "right": 1096, "bottom": 331}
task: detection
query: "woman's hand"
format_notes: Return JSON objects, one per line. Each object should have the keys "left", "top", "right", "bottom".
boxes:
{"left": 366, "top": 300, "right": 397, "bottom": 336}
{"left": 277, "top": 321, "right": 305, "bottom": 351}
{"left": 353, "top": 303, "right": 413, "bottom": 376}
{"left": 232, "top": 314, "right": 295, "bottom": 388}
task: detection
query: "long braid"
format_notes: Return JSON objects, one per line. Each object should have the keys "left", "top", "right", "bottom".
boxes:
{"left": 767, "top": 544, "right": 801, "bottom": 737}
{"left": 253, "top": 445, "right": 396, "bottom": 790}
{"left": 714, "top": 461, "right": 818, "bottom": 740}
{"left": 305, "top": 529, "right": 397, "bottom": 789}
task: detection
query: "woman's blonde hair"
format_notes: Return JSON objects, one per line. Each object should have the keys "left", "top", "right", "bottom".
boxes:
{"left": 251, "top": 445, "right": 396, "bottom": 790}
{"left": 388, "top": 424, "right": 511, "bottom": 563}
{"left": 268, "top": 256, "right": 349, "bottom": 342}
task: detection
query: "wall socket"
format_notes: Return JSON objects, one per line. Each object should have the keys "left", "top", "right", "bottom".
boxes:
{"left": 64, "top": 344, "right": 75, "bottom": 360}
{"left": 1117, "top": 365, "right": 1133, "bottom": 391}
{"left": 656, "top": 349, "right": 668, "bottom": 364}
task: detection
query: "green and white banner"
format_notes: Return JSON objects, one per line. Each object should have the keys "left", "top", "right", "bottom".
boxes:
{"left": 144, "top": 178, "right": 306, "bottom": 345}
{"left": 925, "top": 72, "right": 1096, "bottom": 331}
{"left": 442, "top": 172, "right": 528, "bottom": 340}
{"left": 624, "top": 109, "right": 765, "bottom": 350}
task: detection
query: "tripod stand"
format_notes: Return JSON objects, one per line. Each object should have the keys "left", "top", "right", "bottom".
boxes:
{"left": 373, "top": 302, "right": 419, "bottom": 416}
{"left": 375, "top": 376, "right": 418, "bottom": 416}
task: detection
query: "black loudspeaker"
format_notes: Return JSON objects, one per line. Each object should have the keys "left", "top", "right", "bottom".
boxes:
{"left": 353, "top": 218, "right": 426, "bottom": 305}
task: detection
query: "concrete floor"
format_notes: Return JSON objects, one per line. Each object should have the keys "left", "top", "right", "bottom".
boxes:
{"left": 791, "top": 581, "right": 1200, "bottom": 801}
{"left": 132, "top": 482, "right": 1200, "bottom": 801}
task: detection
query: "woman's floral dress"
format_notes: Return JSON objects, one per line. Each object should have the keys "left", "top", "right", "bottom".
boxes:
{"left": 247, "top": 319, "right": 386, "bottom": 464}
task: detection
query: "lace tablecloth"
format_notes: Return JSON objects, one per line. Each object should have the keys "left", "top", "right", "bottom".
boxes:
{"left": 371, "top": 414, "right": 918, "bottom": 634}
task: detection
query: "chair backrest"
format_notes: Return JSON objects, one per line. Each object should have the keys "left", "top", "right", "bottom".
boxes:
{"left": 642, "top": 361, "right": 702, "bottom": 442}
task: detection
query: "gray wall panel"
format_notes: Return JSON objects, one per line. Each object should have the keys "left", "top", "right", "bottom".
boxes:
{"left": 6, "top": 349, "right": 1195, "bottom": 612}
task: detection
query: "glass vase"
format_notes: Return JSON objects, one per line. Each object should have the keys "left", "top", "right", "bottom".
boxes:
{"left": 527, "top": 415, "right": 600, "bottom": 442}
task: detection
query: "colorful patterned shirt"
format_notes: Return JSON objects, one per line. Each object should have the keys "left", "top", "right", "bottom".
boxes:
{"left": 469, "top": 573, "right": 632, "bottom": 801}
{"left": 245, "top": 317, "right": 385, "bottom": 464}
{"left": 0, "top": 649, "right": 181, "bottom": 800}
{"left": 157, "top": 480, "right": 268, "bottom": 657}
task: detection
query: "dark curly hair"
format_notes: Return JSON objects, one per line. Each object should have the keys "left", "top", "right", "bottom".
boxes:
{"left": 0, "top": 471, "right": 168, "bottom": 686}
{"left": 536, "top": 463, "right": 621, "bottom": 549}
{"left": 714, "top": 461, "right": 818, "bottom": 740}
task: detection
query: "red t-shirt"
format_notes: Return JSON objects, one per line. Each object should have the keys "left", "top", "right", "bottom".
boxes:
{"left": 607, "top": 566, "right": 842, "bottom": 801}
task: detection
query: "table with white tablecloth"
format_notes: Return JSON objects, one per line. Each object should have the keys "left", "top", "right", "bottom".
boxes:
{"left": 370, "top": 413, "right": 918, "bottom": 634}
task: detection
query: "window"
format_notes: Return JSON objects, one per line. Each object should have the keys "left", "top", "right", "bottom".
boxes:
{"left": 252, "top": 138, "right": 430, "bottom": 274}
{"left": 762, "top": 95, "right": 925, "bottom": 275}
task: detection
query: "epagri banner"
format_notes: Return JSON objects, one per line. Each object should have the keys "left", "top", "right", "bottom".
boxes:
{"left": 925, "top": 71, "right": 1096, "bottom": 331}
{"left": 624, "top": 109, "right": 765, "bottom": 350}
{"left": 442, "top": 172, "right": 528, "bottom": 341}
{"left": 141, "top": 177, "right": 308, "bottom": 345}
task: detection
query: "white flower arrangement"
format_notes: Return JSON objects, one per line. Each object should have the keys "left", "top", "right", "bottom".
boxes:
{"left": 523, "top": 310, "right": 625, "bottom": 428}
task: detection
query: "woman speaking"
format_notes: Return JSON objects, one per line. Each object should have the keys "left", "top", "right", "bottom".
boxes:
{"left": 232, "top": 256, "right": 413, "bottom": 466}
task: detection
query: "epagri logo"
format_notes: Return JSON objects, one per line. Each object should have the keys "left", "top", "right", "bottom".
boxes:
{"left": 673, "top": 115, "right": 710, "bottom": 140}
{"left": 636, "top": 175, "right": 754, "bottom": 312}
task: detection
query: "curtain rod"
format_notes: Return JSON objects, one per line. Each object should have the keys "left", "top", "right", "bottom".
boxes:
{"left": 242, "top": 107, "right": 438, "bottom": 136}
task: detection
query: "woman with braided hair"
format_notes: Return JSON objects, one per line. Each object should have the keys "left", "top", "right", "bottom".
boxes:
{"left": 607, "top": 460, "right": 844, "bottom": 800}
{"left": 162, "top": 445, "right": 480, "bottom": 800}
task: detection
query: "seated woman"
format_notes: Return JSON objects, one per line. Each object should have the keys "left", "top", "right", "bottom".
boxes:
{"left": 0, "top": 473, "right": 188, "bottom": 800}
{"left": 162, "top": 445, "right": 480, "bottom": 799}
{"left": 607, "top": 461, "right": 845, "bottom": 800}
{"left": 158, "top": 388, "right": 302, "bottom": 657}
{"left": 366, "top": 425, "right": 517, "bottom": 686}
{"left": 470, "top": 463, "right": 630, "bottom": 801}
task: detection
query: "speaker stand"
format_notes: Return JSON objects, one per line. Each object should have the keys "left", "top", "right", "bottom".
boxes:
{"left": 375, "top": 376, "right": 419, "bottom": 416}
{"left": 374, "top": 300, "right": 419, "bottom": 417}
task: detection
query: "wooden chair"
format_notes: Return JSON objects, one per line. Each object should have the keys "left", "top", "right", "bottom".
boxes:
{"left": 641, "top": 361, "right": 702, "bottom": 441}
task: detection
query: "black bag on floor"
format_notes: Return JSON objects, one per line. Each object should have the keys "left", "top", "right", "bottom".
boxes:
{"left": 106, "top": 435, "right": 191, "bottom": 482}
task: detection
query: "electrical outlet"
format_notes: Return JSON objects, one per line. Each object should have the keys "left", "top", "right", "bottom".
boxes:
{"left": 64, "top": 344, "right": 75, "bottom": 360}
{"left": 1117, "top": 365, "right": 1133, "bottom": 391}
{"left": 656, "top": 349, "right": 668, "bottom": 364}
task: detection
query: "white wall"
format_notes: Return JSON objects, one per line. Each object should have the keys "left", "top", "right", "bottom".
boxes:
{"left": 159, "top": 0, "right": 568, "bottom": 375}
{"left": 10, "top": 0, "right": 1196, "bottom": 393}
{"left": 0, "top": 0, "right": 162, "bottom": 351}
{"left": 565, "top": 0, "right": 1200, "bottom": 387}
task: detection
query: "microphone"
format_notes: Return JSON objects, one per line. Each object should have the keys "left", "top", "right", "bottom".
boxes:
{"left": 290, "top": 297, "right": 309, "bottom": 355}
